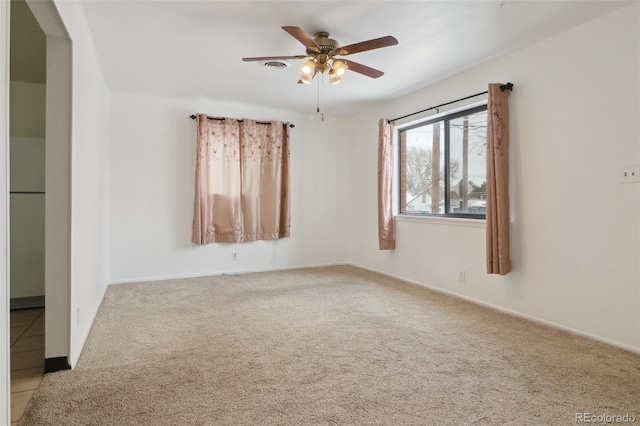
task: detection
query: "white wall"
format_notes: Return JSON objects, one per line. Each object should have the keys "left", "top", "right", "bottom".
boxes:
{"left": 59, "top": 1, "right": 110, "bottom": 367}
{"left": 109, "top": 94, "right": 351, "bottom": 283}
{"left": 1, "top": 0, "right": 11, "bottom": 422}
{"left": 44, "top": 0, "right": 110, "bottom": 367}
{"left": 10, "top": 81, "right": 45, "bottom": 300}
{"left": 9, "top": 81, "right": 45, "bottom": 138}
{"left": 26, "top": 0, "right": 73, "bottom": 366}
{"left": 43, "top": 33, "right": 72, "bottom": 362}
{"left": 350, "top": 4, "right": 640, "bottom": 352}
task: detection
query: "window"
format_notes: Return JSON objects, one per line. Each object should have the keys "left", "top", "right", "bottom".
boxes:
{"left": 399, "top": 105, "right": 487, "bottom": 218}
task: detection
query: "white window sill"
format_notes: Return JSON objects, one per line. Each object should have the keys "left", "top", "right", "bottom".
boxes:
{"left": 395, "top": 214, "right": 486, "bottom": 228}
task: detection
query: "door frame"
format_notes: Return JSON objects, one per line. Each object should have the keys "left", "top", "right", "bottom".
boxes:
{"left": 1, "top": 1, "right": 72, "bottom": 422}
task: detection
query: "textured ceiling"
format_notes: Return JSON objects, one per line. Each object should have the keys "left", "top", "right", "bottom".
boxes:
{"left": 80, "top": 0, "right": 631, "bottom": 116}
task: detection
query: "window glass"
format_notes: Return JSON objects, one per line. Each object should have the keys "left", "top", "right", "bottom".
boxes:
{"left": 399, "top": 105, "right": 487, "bottom": 218}
{"left": 448, "top": 109, "right": 487, "bottom": 214}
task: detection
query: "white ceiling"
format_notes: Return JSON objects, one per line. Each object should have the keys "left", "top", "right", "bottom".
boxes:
{"left": 80, "top": 0, "right": 630, "bottom": 117}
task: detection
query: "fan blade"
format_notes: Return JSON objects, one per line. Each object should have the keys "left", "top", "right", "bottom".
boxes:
{"left": 342, "top": 60, "right": 384, "bottom": 79}
{"left": 336, "top": 36, "right": 398, "bottom": 56}
{"left": 282, "top": 26, "right": 320, "bottom": 52}
{"left": 243, "top": 55, "right": 309, "bottom": 62}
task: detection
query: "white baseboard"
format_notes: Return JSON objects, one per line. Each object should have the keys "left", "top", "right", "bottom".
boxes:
{"left": 349, "top": 262, "right": 640, "bottom": 355}
{"left": 108, "top": 262, "right": 348, "bottom": 285}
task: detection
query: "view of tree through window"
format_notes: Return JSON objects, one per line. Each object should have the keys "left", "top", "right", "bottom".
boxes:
{"left": 399, "top": 105, "right": 487, "bottom": 217}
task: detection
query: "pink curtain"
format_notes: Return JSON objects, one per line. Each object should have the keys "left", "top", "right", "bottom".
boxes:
{"left": 378, "top": 118, "right": 395, "bottom": 250}
{"left": 486, "top": 84, "right": 511, "bottom": 275}
{"left": 192, "top": 115, "right": 290, "bottom": 244}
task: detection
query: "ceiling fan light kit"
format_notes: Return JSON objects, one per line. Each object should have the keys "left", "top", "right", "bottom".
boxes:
{"left": 333, "top": 60, "right": 348, "bottom": 76}
{"left": 243, "top": 26, "right": 398, "bottom": 85}
{"left": 328, "top": 69, "right": 341, "bottom": 85}
{"left": 301, "top": 59, "right": 316, "bottom": 76}
{"left": 299, "top": 73, "right": 313, "bottom": 85}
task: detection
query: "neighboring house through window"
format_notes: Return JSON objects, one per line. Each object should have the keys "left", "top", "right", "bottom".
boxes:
{"left": 398, "top": 104, "right": 487, "bottom": 218}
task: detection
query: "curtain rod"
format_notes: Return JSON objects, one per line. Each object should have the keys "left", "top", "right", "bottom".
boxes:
{"left": 189, "top": 114, "right": 295, "bottom": 128}
{"left": 389, "top": 82, "right": 514, "bottom": 123}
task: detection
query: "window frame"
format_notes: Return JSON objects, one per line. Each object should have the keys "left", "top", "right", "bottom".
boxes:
{"left": 396, "top": 103, "right": 488, "bottom": 220}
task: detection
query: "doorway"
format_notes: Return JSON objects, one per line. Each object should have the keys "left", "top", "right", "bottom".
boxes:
{"left": 6, "top": 0, "right": 72, "bottom": 422}
{"left": 8, "top": 0, "right": 46, "bottom": 421}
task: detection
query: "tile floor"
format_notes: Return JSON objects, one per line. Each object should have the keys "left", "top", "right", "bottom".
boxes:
{"left": 10, "top": 308, "right": 45, "bottom": 425}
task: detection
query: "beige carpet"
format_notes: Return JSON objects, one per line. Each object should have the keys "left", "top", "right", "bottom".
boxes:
{"left": 20, "top": 266, "right": 640, "bottom": 425}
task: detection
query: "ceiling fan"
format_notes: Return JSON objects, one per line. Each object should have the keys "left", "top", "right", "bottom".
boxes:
{"left": 242, "top": 26, "right": 398, "bottom": 85}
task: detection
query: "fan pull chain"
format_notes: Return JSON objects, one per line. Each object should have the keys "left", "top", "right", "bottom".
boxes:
{"left": 316, "top": 74, "right": 324, "bottom": 121}
{"left": 321, "top": 75, "right": 325, "bottom": 121}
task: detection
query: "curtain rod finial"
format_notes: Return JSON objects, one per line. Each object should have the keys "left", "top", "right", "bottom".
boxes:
{"left": 500, "top": 82, "right": 514, "bottom": 91}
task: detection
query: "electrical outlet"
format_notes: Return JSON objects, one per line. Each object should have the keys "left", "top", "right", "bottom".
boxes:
{"left": 620, "top": 165, "right": 640, "bottom": 183}
{"left": 458, "top": 270, "right": 466, "bottom": 283}
{"left": 232, "top": 252, "right": 238, "bottom": 261}
{"left": 76, "top": 308, "right": 81, "bottom": 326}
